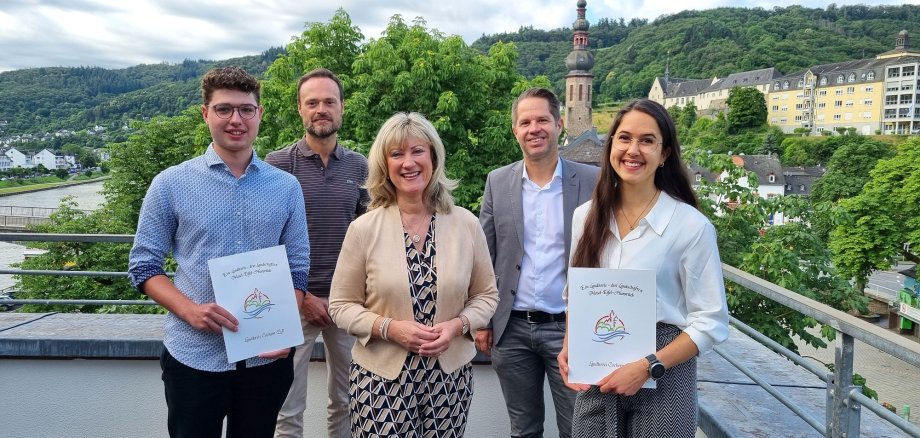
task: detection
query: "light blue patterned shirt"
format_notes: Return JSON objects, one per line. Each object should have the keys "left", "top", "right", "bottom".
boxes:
{"left": 129, "top": 145, "right": 310, "bottom": 372}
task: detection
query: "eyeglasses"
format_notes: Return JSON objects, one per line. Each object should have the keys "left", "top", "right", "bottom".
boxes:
{"left": 612, "top": 133, "right": 661, "bottom": 152}
{"left": 210, "top": 104, "right": 259, "bottom": 120}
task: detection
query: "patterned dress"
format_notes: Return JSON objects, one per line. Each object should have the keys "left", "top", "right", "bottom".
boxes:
{"left": 350, "top": 216, "right": 474, "bottom": 437}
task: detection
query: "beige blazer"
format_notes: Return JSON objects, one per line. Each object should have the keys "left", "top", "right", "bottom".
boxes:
{"left": 329, "top": 204, "right": 499, "bottom": 380}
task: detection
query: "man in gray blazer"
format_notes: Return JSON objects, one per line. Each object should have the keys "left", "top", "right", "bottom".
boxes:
{"left": 477, "top": 88, "right": 599, "bottom": 438}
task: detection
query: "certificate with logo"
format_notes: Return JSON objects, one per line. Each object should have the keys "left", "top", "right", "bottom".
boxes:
{"left": 567, "top": 267, "right": 656, "bottom": 387}
{"left": 208, "top": 245, "right": 304, "bottom": 363}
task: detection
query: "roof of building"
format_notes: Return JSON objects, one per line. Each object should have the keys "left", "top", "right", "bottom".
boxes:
{"left": 560, "top": 130, "right": 604, "bottom": 165}
{"left": 664, "top": 77, "right": 717, "bottom": 98}
{"left": 733, "top": 154, "right": 785, "bottom": 186}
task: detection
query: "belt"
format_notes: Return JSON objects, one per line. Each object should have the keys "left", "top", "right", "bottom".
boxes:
{"left": 510, "top": 310, "right": 566, "bottom": 324}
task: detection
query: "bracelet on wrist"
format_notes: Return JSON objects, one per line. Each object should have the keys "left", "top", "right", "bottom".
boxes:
{"left": 381, "top": 318, "right": 393, "bottom": 341}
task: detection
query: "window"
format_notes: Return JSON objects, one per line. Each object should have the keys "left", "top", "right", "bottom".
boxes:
{"left": 865, "top": 86, "right": 874, "bottom": 92}
{"left": 695, "top": 173, "right": 702, "bottom": 182}
{"left": 786, "top": 184, "right": 793, "bottom": 191}
{"left": 768, "top": 173, "right": 776, "bottom": 183}
{"left": 904, "top": 66, "right": 916, "bottom": 77}
{"left": 886, "top": 95, "right": 898, "bottom": 105}
{"left": 772, "top": 105, "right": 779, "bottom": 111}
{"left": 837, "top": 74, "right": 845, "bottom": 83}
{"left": 796, "top": 103, "right": 803, "bottom": 110}
{"left": 783, "top": 81, "right": 790, "bottom": 90}
{"left": 863, "top": 112, "right": 872, "bottom": 119}
{"left": 888, "top": 67, "right": 900, "bottom": 78}
{"left": 795, "top": 115, "right": 802, "bottom": 121}
{"left": 774, "top": 81, "right": 781, "bottom": 90}
{"left": 817, "top": 114, "right": 825, "bottom": 121}
{"left": 863, "top": 99, "right": 873, "bottom": 105}
{"left": 900, "top": 94, "right": 913, "bottom": 104}
{"left": 847, "top": 86, "right": 855, "bottom": 94}
{"left": 836, "top": 90, "right": 843, "bottom": 95}
{"left": 902, "top": 83, "right": 914, "bottom": 91}
{"left": 820, "top": 77, "right": 828, "bottom": 85}
{"left": 797, "top": 79, "right": 804, "bottom": 87}
{"left": 800, "top": 185, "right": 806, "bottom": 192}
{"left": 885, "top": 108, "right": 897, "bottom": 118}
{"left": 781, "top": 106, "right": 788, "bottom": 111}
{"left": 834, "top": 100, "right": 842, "bottom": 107}
{"left": 818, "top": 102, "right": 826, "bottom": 108}
{"left": 845, "top": 100, "right": 854, "bottom": 108}
{"left": 867, "top": 71, "right": 875, "bottom": 80}
{"left": 848, "top": 73, "right": 856, "bottom": 83}
{"left": 834, "top": 114, "right": 841, "bottom": 120}
{"left": 887, "top": 84, "right": 899, "bottom": 92}
{"left": 819, "top": 90, "right": 827, "bottom": 96}
{"left": 845, "top": 113, "right": 853, "bottom": 120}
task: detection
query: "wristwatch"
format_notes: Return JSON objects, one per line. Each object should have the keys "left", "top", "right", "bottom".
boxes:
{"left": 646, "top": 354, "right": 666, "bottom": 381}
{"left": 459, "top": 316, "right": 470, "bottom": 336}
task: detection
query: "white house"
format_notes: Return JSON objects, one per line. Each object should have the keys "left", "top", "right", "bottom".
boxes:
{"left": 33, "top": 149, "right": 70, "bottom": 170}
{"left": 5, "top": 147, "right": 33, "bottom": 168}
{"left": 0, "top": 151, "right": 11, "bottom": 171}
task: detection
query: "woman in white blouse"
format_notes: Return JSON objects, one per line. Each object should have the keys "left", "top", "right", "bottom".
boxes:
{"left": 557, "top": 99, "right": 729, "bottom": 438}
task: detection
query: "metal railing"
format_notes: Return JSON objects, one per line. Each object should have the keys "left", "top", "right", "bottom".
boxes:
{"left": 2, "top": 233, "right": 920, "bottom": 436}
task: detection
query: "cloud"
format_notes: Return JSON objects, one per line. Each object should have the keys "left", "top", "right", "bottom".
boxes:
{"left": 0, "top": 0, "right": 916, "bottom": 72}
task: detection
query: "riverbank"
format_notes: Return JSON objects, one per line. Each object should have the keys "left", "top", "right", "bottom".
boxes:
{"left": 0, "top": 176, "right": 110, "bottom": 197}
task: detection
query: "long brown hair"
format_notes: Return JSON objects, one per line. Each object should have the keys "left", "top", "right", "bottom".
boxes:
{"left": 571, "top": 99, "right": 698, "bottom": 268}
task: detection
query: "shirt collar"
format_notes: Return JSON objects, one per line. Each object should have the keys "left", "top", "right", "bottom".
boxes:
{"left": 643, "top": 191, "right": 680, "bottom": 236}
{"left": 521, "top": 157, "right": 563, "bottom": 184}
{"left": 203, "top": 143, "right": 264, "bottom": 174}
{"left": 296, "top": 139, "right": 342, "bottom": 160}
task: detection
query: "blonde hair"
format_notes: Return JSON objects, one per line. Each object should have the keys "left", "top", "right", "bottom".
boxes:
{"left": 366, "top": 112, "right": 457, "bottom": 212}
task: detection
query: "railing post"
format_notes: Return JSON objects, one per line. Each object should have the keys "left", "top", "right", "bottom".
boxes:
{"left": 827, "top": 333, "right": 861, "bottom": 437}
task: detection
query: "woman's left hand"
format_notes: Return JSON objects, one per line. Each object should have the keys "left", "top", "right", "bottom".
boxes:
{"left": 596, "top": 358, "right": 650, "bottom": 396}
{"left": 418, "top": 318, "right": 463, "bottom": 357}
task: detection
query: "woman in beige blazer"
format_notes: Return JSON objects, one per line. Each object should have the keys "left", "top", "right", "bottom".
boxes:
{"left": 329, "top": 112, "right": 499, "bottom": 437}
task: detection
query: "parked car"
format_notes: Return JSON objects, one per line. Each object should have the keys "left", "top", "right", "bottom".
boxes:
{"left": 0, "top": 288, "right": 19, "bottom": 311}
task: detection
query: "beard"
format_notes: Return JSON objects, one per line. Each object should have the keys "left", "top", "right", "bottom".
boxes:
{"left": 306, "top": 118, "right": 341, "bottom": 139}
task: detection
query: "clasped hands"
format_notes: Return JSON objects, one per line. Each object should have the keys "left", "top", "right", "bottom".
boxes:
{"left": 387, "top": 319, "right": 463, "bottom": 357}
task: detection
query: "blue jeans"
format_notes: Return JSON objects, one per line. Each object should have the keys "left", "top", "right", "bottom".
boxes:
{"left": 492, "top": 317, "right": 576, "bottom": 438}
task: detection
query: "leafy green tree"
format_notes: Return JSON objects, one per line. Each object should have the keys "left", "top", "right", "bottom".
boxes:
{"left": 830, "top": 138, "right": 920, "bottom": 293}
{"left": 760, "top": 125, "right": 784, "bottom": 155}
{"left": 726, "top": 86, "right": 767, "bottom": 134}
{"left": 810, "top": 136, "right": 895, "bottom": 204}
{"left": 54, "top": 168, "right": 69, "bottom": 180}
{"left": 687, "top": 149, "right": 865, "bottom": 351}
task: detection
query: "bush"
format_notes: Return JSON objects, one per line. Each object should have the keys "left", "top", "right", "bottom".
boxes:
{"left": 83, "top": 170, "right": 93, "bottom": 177}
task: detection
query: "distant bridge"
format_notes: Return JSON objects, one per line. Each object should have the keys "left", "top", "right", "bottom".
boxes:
{"left": 0, "top": 206, "right": 94, "bottom": 231}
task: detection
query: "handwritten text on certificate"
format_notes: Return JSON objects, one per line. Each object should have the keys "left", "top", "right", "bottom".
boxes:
{"left": 567, "top": 268, "right": 656, "bottom": 387}
{"left": 208, "top": 245, "right": 304, "bottom": 363}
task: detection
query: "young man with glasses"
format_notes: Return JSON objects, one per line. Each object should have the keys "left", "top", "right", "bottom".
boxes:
{"left": 129, "top": 66, "right": 310, "bottom": 438}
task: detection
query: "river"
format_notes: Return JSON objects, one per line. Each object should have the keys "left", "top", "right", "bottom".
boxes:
{"left": 0, "top": 181, "right": 106, "bottom": 290}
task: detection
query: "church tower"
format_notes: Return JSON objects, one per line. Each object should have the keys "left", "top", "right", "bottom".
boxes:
{"left": 564, "top": 0, "right": 595, "bottom": 140}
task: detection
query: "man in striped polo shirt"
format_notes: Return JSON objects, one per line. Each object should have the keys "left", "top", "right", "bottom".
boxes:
{"left": 268, "top": 68, "right": 369, "bottom": 438}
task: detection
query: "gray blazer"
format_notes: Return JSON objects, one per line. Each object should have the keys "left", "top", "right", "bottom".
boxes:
{"left": 479, "top": 159, "right": 599, "bottom": 345}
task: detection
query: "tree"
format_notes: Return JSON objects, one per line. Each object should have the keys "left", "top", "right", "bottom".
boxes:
{"left": 810, "top": 136, "right": 895, "bottom": 204}
{"left": 725, "top": 86, "right": 767, "bottom": 134}
{"left": 830, "top": 138, "right": 920, "bottom": 293}
{"left": 54, "top": 168, "right": 69, "bottom": 180}
{"left": 686, "top": 149, "right": 865, "bottom": 351}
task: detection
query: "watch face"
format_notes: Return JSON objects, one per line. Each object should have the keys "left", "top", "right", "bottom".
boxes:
{"left": 650, "top": 363, "right": 666, "bottom": 379}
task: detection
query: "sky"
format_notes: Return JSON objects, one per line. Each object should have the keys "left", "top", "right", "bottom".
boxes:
{"left": 1, "top": 0, "right": 918, "bottom": 72}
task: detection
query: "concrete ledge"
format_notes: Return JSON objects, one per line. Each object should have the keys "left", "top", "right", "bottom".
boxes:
{"left": 697, "top": 326, "right": 904, "bottom": 437}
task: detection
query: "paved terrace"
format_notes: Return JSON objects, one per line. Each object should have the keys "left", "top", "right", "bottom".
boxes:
{"left": 0, "top": 313, "right": 910, "bottom": 437}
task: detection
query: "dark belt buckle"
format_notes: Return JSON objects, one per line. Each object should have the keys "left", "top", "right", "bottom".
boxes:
{"left": 526, "top": 311, "right": 536, "bottom": 324}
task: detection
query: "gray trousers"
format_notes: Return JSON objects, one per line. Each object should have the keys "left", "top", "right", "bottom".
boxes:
{"left": 492, "top": 317, "right": 577, "bottom": 438}
{"left": 572, "top": 323, "right": 697, "bottom": 438}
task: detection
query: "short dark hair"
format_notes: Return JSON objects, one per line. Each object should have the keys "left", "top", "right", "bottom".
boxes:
{"left": 296, "top": 68, "right": 344, "bottom": 103}
{"left": 201, "top": 66, "right": 260, "bottom": 105}
{"left": 512, "top": 88, "right": 561, "bottom": 124}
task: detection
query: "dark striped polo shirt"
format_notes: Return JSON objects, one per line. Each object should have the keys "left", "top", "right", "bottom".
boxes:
{"left": 266, "top": 139, "right": 369, "bottom": 297}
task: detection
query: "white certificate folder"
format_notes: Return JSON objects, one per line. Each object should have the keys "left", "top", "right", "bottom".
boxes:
{"left": 208, "top": 245, "right": 304, "bottom": 363}
{"left": 567, "top": 267, "right": 657, "bottom": 387}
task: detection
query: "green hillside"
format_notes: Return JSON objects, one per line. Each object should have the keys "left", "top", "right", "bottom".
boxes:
{"left": 473, "top": 4, "right": 920, "bottom": 103}
{"left": 0, "top": 48, "right": 283, "bottom": 136}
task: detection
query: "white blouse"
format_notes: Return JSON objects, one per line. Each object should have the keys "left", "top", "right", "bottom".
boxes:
{"left": 569, "top": 193, "right": 729, "bottom": 355}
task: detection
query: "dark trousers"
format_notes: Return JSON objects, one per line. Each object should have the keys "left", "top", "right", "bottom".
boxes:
{"left": 160, "top": 348, "right": 295, "bottom": 438}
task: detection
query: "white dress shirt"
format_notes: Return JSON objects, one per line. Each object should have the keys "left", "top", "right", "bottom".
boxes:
{"left": 515, "top": 159, "right": 567, "bottom": 314}
{"left": 569, "top": 193, "right": 729, "bottom": 354}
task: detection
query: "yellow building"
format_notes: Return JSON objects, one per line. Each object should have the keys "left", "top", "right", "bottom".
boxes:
{"left": 650, "top": 31, "right": 920, "bottom": 135}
